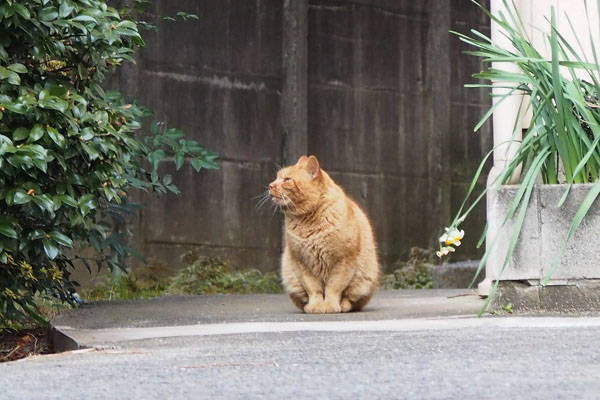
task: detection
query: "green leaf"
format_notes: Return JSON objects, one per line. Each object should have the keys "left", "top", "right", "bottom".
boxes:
{"left": 7, "top": 63, "right": 27, "bottom": 74}
{"left": 165, "top": 128, "right": 185, "bottom": 140}
{"left": 42, "top": 239, "right": 59, "bottom": 260}
{"left": 149, "top": 149, "right": 167, "bottom": 170}
{"left": 7, "top": 154, "right": 33, "bottom": 169}
{"left": 69, "top": 20, "right": 87, "bottom": 33}
{"left": 32, "top": 157, "right": 47, "bottom": 173}
{"left": 39, "top": 97, "right": 69, "bottom": 113}
{"left": 0, "top": 44, "right": 8, "bottom": 61}
{"left": 54, "top": 194, "right": 77, "bottom": 207}
{"left": 50, "top": 231, "right": 73, "bottom": 247}
{"left": 47, "top": 126, "right": 66, "bottom": 148}
{"left": 13, "top": 127, "right": 29, "bottom": 141}
{"left": 0, "top": 216, "right": 17, "bottom": 239}
{"left": 59, "top": 1, "right": 74, "bottom": 18}
{"left": 3, "top": 102, "right": 26, "bottom": 114}
{"left": 81, "top": 142, "right": 100, "bottom": 160}
{"left": 174, "top": 152, "right": 184, "bottom": 170}
{"left": 166, "top": 185, "right": 180, "bottom": 194}
{"left": 38, "top": 7, "right": 59, "bottom": 22}
{"left": 19, "top": 144, "right": 47, "bottom": 157}
{"left": 32, "top": 194, "right": 56, "bottom": 214}
{"left": 79, "top": 194, "right": 97, "bottom": 209}
{"left": 190, "top": 158, "right": 202, "bottom": 172}
{"left": 12, "top": 3, "right": 30, "bottom": 19}
{"left": 81, "top": 127, "right": 94, "bottom": 140}
{"left": 0, "top": 66, "right": 20, "bottom": 85}
{"left": 13, "top": 189, "right": 31, "bottom": 204}
{"left": 185, "top": 141, "right": 205, "bottom": 153}
{"left": 29, "top": 124, "right": 44, "bottom": 142}
{"left": 72, "top": 15, "right": 97, "bottom": 23}
{"left": 191, "top": 157, "right": 218, "bottom": 171}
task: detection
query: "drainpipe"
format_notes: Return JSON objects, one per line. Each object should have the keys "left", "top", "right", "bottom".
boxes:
{"left": 478, "top": 0, "right": 525, "bottom": 296}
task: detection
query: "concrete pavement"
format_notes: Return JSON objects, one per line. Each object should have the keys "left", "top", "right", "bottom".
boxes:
{"left": 51, "top": 289, "right": 484, "bottom": 350}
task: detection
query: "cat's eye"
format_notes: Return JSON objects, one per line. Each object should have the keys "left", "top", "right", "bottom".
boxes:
{"left": 283, "top": 177, "right": 292, "bottom": 183}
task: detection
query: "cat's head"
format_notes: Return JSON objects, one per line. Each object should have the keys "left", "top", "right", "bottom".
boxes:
{"left": 269, "top": 155, "right": 325, "bottom": 215}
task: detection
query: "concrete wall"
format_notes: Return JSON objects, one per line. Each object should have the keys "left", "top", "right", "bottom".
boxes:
{"left": 116, "top": 0, "right": 492, "bottom": 275}
{"left": 486, "top": 184, "right": 600, "bottom": 282}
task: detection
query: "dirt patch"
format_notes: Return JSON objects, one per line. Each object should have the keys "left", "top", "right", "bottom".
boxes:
{"left": 0, "top": 328, "right": 53, "bottom": 363}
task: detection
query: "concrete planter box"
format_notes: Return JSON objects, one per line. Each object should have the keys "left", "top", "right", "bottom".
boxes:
{"left": 484, "top": 184, "right": 600, "bottom": 311}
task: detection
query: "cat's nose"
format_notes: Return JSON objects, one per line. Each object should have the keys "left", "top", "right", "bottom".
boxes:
{"left": 269, "top": 182, "right": 276, "bottom": 190}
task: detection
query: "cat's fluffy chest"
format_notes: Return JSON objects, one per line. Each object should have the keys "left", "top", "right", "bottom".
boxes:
{"left": 285, "top": 210, "right": 358, "bottom": 277}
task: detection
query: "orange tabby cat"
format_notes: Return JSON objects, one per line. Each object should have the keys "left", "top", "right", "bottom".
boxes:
{"left": 269, "top": 155, "right": 379, "bottom": 313}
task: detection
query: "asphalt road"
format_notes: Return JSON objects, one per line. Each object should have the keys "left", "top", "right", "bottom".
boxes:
{"left": 3, "top": 291, "right": 600, "bottom": 399}
{"left": 3, "top": 320, "right": 600, "bottom": 399}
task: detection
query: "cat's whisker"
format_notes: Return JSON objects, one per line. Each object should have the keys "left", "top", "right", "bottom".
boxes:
{"left": 284, "top": 196, "right": 295, "bottom": 212}
{"left": 256, "top": 191, "right": 270, "bottom": 203}
{"left": 281, "top": 193, "right": 298, "bottom": 214}
{"left": 251, "top": 191, "right": 268, "bottom": 201}
{"left": 255, "top": 191, "right": 272, "bottom": 211}
{"left": 256, "top": 198, "right": 269, "bottom": 211}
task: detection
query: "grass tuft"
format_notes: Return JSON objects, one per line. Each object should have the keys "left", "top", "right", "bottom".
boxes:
{"left": 380, "top": 247, "right": 435, "bottom": 289}
{"left": 166, "top": 252, "right": 283, "bottom": 295}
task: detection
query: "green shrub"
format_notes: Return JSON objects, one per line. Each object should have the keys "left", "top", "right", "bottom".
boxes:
{"left": 0, "top": 0, "right": 217, "bottom": 327}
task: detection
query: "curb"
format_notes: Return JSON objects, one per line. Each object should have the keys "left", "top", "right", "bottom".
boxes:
{"left": 432, "top": 260, "right": 483, "bottom": 289}
{"left": 492, "top": 280, "right": 600, "bottom": 312}
{"left": 51, "top": 325, "right": 83, "bottom": 352}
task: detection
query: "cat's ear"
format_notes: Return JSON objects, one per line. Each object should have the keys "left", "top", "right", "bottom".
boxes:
{"left": 296, "top": 155, "right": 309, "bottom": 166}
{"left": 306, "top": 156, "right": 320, "bottom": 179}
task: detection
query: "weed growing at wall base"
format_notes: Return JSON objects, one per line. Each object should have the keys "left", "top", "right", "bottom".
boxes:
{"left": 380, "top": 248, "right": 435, "bottom": 290}
{"left": 81, "top": 253, "right": 284, "bottom": 300}
{"left": 167, "top": 252, "right": 283, "bottom": 295}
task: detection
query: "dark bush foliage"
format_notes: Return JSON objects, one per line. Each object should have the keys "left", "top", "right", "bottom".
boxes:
{"left": 0, "top": 0, "right": 217, "bottom": 327}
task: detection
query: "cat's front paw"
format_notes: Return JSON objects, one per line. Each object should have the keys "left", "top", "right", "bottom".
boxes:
{"left": 340, "top": 298, "right": 353, "bottom": 313}
{"left": 304, "top": 299, "right": 325, "bottom": 314}
{"left": 304, "top": 302, "right": 341, "bottom": 314}
{"left": 304, "top": 298, "right": 343, "bottom": 314}
{"left": 321, "top": 300, "right": 342, "bottom": 314}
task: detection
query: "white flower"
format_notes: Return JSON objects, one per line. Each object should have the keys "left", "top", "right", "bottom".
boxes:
{"left": 436, "top": 246, "right": 456, "bottom": 258}
{"left": 439, "top": 232, "right": 448, "bottom": 243}
{"left": 440, "top": 227, "right": 464, "bottom": 247}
